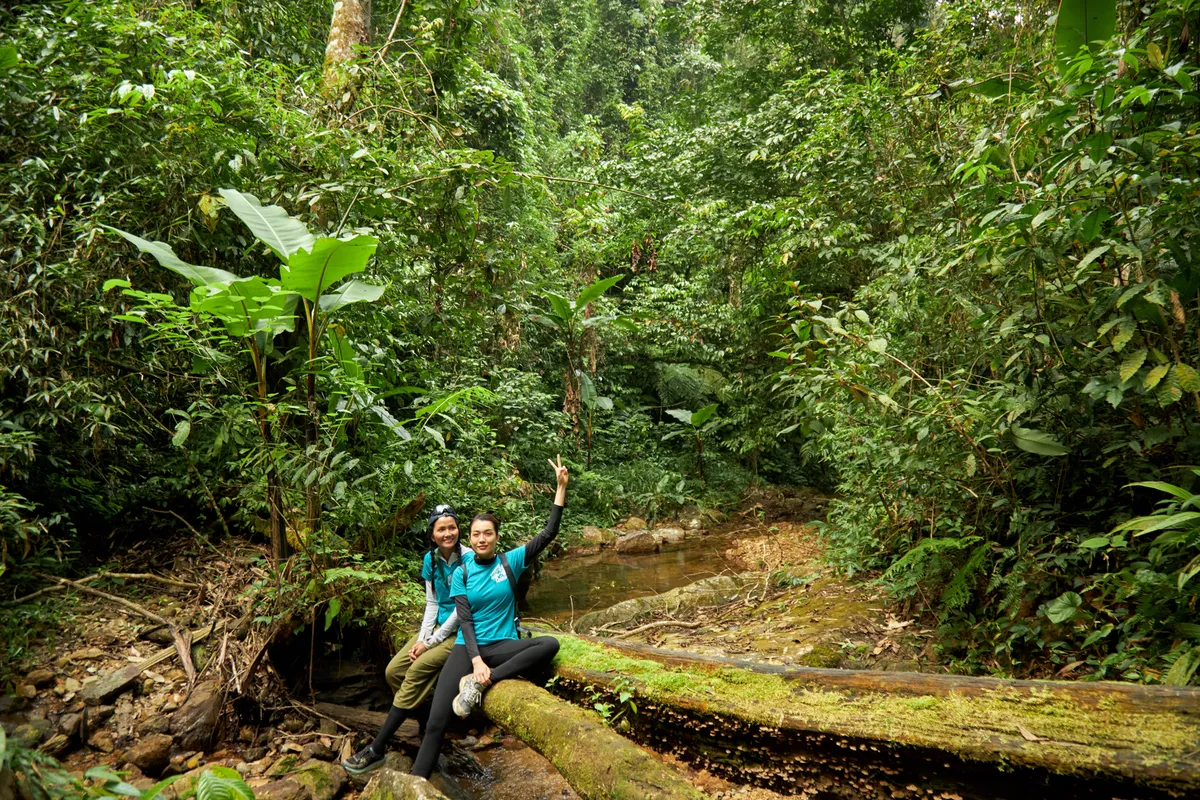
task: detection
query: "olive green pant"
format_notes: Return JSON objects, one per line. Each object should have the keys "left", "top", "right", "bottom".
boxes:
{"left": 384, "top": 633, "right": 456, "bottom": 710}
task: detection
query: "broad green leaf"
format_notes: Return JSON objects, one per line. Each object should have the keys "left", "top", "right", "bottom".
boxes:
{"left": 191, "top": 277, "right": 295, "bottom": 338}
{"left": 1118, "top": 349, "right": 1146, "bottom": 383}
{"left": 544, "top": 292, "right": 573, "bottom": 322}
{"left": 317, "top": 278, "right": 386, "bottom": 313}
{"left": 579, "top": 371, "right": 597, "bottom": 404}
{"left": 574, "top": 274, "right": 624, "bottom": 308}
{"left": 327, "top": 329, "right": 363, "bottom": 382}
{"left": 325, "top": 597, "right": 342, "bottom": 631}
{"left": 1011, "top": 426, "right": 1069, "bottom": 456}
{"left": 0, "top": 46, "right": 17, "bottom": 71}
{"left": 1111, "top": 317, "right": 1135, "bottom": 352}
{"left": 1143, "top": 363, "right": 1169, "bottom": 389}
{"left": 172, "top": 420, "right": 191, "bottom": 448}
{"left": 595, "top": 396, "right": 613, "bottom": 411}
{"left": 1055, "top": 0, "right": 1117, "bottom": 75}
{"left": 1111, "top": 511, "right": 1200, "bottom": 536}
{"left": 1079, "top": 536, "right": 1110, "bottom": 549}
{"left": 219, "top": 188, "right": 315, "bottom": 260}
{"left": 1175, "top": 363, "right": 1200, "bottom": 393}
{"left": 1126, "top": 480, "right": 1194, "bottom": 501}
{"left": 1045, "top": 591, "right": 1083, "bottom": 623}
{"left": 103, "top": 226, "right": 239, "bottom": 286}
{"left": 141, "top": 775, "right": 185, "bottom": 800}
{"left": 282, "top": 236, "right": 378, "bottom": 302}
{"left": 1156, "top": 366, "right": 1182, "bottom": 406}
{"left": 867, "top": 338, "right": 888, "bottom": 354}
{"left": 102, "top": 278, "right": 131, "bottom": 292}
{"left": 690, "top": 402, "right": 719, "bottom": 427}
{"left": 962, "top": 75, "right": 1035, "bottom": 98}
{"left": 666, "top": 409, "right": 693, "bottom": 425}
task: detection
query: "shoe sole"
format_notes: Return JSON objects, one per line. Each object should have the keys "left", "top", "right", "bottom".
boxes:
{"left": 341, "top": 758, "right": 384, "bottom": 775}
{"left": 453, "top": 675, "right": 481, "bottom": 718}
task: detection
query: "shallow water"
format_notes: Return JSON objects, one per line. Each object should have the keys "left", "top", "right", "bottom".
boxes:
{"left": 524, "top": 529, "right": 751, "bottom": 624}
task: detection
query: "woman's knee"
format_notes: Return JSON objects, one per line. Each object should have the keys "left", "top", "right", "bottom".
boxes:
{"left": 537, "top": 636, "right": 559, "bottom": 658}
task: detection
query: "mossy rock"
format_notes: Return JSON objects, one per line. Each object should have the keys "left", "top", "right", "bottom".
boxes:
{"left": 361, "top": 768, "right": 449, "bottom": 800}
{"left": 290, "top": 758, "right": 346, "bottom": 800}
{"left": 794, "top": 645, "right": 841, "bottom": 668}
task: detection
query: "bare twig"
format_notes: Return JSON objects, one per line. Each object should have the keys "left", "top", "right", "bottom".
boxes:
{"left": 612, "top": 620, "right": 704, "bottom": 639}
{"left": 289, "top": 699, "right": 353, "bottom": 732}
{"left": 376, "top": 0, "right": 409, "bottom": 62}
{"left": 3, "top": 571, "right": 200, "bottom": 607}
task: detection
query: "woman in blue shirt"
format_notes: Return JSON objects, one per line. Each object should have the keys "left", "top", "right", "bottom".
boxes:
{"left": 410, "top": 457, "right": 568, "bottom": 779}
{"left": 343, "top": 503, "right": 466, "bottom": 774}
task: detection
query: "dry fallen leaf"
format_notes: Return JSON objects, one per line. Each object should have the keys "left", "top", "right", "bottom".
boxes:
{"left": 1016, "top": 723, "right": 1041, "bottom": 742}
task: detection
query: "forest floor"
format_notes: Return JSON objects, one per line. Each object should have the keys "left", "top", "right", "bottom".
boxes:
{"left": 1, "top": 489, "right": 945, "bottom": 800}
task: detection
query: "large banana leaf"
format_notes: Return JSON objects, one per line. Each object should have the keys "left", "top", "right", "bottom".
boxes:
{"left": 219, "top": 188, "right": 315, "bottom": 261}
{"left": 281, "top": 235, "right": 378, "bottom": 301}
{"left": 190, "top": 277, "right": 297, "bottom": 338}
{"left": 1055, "top": 0, "right": 1116, "bottom": 74}
{"left": 103, "top": 226, "right": 239, "bottom": 286}
{"left": 574, "top": 273, "right": 624, "bottom": 309}
{"left": 318, "top": 278, "right": 386, "bottom": 313}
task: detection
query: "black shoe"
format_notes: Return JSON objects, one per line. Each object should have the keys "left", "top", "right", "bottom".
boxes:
{"left": 341, "top": 745, "right": 384, "bottom": 774}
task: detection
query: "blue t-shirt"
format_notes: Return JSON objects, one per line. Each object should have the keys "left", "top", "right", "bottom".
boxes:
{"left": 421, "top": 548, "right": 465, "bottom": 627}
{"left": 451, "top": 546, "right": 527, "bottom": 646}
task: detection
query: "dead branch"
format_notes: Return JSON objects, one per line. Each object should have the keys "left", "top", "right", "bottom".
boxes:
{"left": 3, "top": 571, "right": 200, "bottom": 607}
{"left": 612, "top": 620, "right": 704, "bottom": 639}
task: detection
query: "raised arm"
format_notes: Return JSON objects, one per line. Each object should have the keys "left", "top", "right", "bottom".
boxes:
{"left": 524, "top": 455, "right": 569, "bottom": 562}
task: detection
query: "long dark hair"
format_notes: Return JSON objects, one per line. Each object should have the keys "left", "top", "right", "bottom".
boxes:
{"left": 470, "top": 512, "right": 501, "bottom": 535}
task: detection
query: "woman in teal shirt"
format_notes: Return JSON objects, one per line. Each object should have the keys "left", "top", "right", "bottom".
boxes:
{"left": 410, "top": 457, "right": 568, "bottom": 779}
{"left": 342, "top": 504, "right": 464, "bottom": 775}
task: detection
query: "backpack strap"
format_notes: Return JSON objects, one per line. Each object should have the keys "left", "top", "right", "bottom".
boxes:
{"left": 497, "top": 552, "right": 528, "bottom": 638}
{"left": 460, "top": 557, "right": 469, "bottom": 588}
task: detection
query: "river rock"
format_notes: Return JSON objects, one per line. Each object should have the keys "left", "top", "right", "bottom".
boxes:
{"left": 266, "top": 754, "right": 300, "bottom": 778}
{"left": 299, "top": 742, "right": 334, "bottom": 762}
{"left": 10, "top": 724, "right": 43, "bottom": 749}
{"left": 57, "top": 713, "right": 82, "bottom": 738}
{"left": 615, "top": 531, "right": 658, "bottom": 554}
{"left": 620, "top": 516, "right": 649, "bottom": 532}
{"left": 361, "top": 769, "right": 449, "bottom": 800}
{"left": 653, "top": 527, "right": 686, "bottom": 546}
{"left": 16, "top": 685, "right": 36, "bottom": 700}
{"left": 290, "top": 759, "right": 346, "bottom": 800}
{"left": 25, "top": 669, "right": 56, "bottom": 688}
{"left": 248, "top": 779, "right": 307, "bottom": 800}
{"left": 580, "top": 526, "right": 617, "bottom": 546}
{"left": 170, "top": 681, "right": 222, "bottom": 751}
{"left": 127, "top": 734, "right": 173, "bottom": 776}
{"left": 87, "top": 729, "right": 116, "bottom": 753}
{"left": 137, "top": 715, "right": 172, "bottom": 737}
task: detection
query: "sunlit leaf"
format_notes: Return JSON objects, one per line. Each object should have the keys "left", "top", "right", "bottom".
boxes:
{"left": 219, "top": 188, "right": 315, "bottom": 261}
{"left": 1011, "top": 426, "right": 1069, "bottom": 456}
{"left": 1055, "top": 0, "right": 1117, "bottom": 75}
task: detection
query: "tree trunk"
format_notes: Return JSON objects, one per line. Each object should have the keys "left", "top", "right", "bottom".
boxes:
{"left": 481, "top": 680, "right": 704, "bottom": 800}
{"left": 550, "top": 635, "right": 1200, "bottom": 796}
{"left": 323, "top": 0, "right": 372, "bottom": 99}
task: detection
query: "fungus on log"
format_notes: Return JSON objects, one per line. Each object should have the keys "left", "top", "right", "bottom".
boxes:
{"left": 548, "top": 635, "right": 1200, "bottom": 795}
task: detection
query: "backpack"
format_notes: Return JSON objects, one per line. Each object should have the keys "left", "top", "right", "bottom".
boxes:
{"left": 460, "top": 551, "right": 531, "bottom": 639}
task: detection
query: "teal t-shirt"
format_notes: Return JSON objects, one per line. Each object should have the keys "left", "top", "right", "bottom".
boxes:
{"left": 421, "top": 548, "right": 464, "bottom": 627}
{"left": 451, "top": 546, "right": 527, "bottom": 646}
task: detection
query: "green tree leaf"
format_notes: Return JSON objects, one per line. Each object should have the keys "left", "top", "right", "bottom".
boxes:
{"left": 103, "top": 226, "right": 239, "bottom": 286}
{"left": 1144, "top": 363, "right": 1170, "bottom": 389}
{"left": 1045, "top": 591, "right": 1083, "bottom": 623}
{"left": 219, "top": 188, "right": 315, "bottom": 261}
{"left": 1011, "top": 426, "right": 1069, "bottom": 456}
{"left": 690, "top": 403, "right": 719, "bottom": 427}
{"left": 317, "top": 278, "right": 386, "bottom": 313}
{"left": 1119, "top": 349, "right": 1146, "bottom": 383}
{"left": 172, "top": 420, "right": 191, "bottom": 448}
{"left": 574, "top": 274, "right": 624, "bottom": 308}
{"left": 282, "top": 236, "right": 378, "bottom": 301}
{"left": 1055, "top": 0, "right": 1117, "bottom": 75}
{"left": 1175, "top": 363, "right": 1200, "bottom": 392}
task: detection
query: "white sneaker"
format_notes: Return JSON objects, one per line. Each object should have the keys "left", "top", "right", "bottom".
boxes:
{"left": 452, "top": 674, "right": 483, "bottom": 718}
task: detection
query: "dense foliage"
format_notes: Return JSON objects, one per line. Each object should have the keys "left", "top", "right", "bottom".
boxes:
{"left": 2, "top": 0, "right": 1198, "bottom": 683}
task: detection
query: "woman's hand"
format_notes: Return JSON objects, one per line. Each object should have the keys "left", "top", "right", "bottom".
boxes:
{"left": 548, "top": 454, "right": 569, "bottom": 505}
{"left": 408, "top": 640, "right": 429, "bottom": 662}
{"left": 471, "top": 656, "right": 492, "bottom": 687}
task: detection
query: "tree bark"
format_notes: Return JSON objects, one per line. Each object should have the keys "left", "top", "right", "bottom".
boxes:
{"left": 550, "top": 634, "right": 1200, "bottom": 796}
{"left": 323, "top": 0, "right": 372, "bottom": 98}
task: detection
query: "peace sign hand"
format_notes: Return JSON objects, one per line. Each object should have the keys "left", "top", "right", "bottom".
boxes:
{"left": 547, "top": 454, "right": 569, "bottom": 490}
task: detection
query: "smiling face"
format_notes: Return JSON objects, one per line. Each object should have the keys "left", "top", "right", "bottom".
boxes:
{"left": 430, "top": 515, "right": 460, "bottom": 554}
{"left": 469, "top": 518, "right": 499, "bottom": 560}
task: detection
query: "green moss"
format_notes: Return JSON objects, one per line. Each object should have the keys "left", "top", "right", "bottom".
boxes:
{"left": 795, "top": 645, "right": 841, "bottom": 668}
{"left": 550, "top": 635, "right": 1200, "bottom": 780}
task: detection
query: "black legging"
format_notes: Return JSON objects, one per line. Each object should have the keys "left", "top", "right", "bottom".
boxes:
{"left": 410, "top": 636, "right": 559, "bottom": 777}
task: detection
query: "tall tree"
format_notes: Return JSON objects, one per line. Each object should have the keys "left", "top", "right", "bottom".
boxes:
{"left": 323, "top": 0, "right": 371, "bottom": 98}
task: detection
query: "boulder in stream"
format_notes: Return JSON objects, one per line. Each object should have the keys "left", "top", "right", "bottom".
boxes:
{"left": 573, "top": 573, "right": 764, "bottom": 633}
{"left": 289, "top": 758, "right": 347, "bottom": 800}
{"left": 361, "top": 769, "right": 449, "bottom": 800}
{"left": 170, "top": 681, "right": 222, "bottom": 751}
{"left": 126, "top": 733, "right": 173, "bottom": 776}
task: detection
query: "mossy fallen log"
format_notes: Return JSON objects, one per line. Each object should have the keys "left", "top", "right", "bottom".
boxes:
{"left": 314, "top": 689, "right": 703, "bottom": 800}
{"left": 481, "top": 679, "right": 704, "bottom": 800}
{"left": 548, "top": 634, "right": 1200, "bottom": 798}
